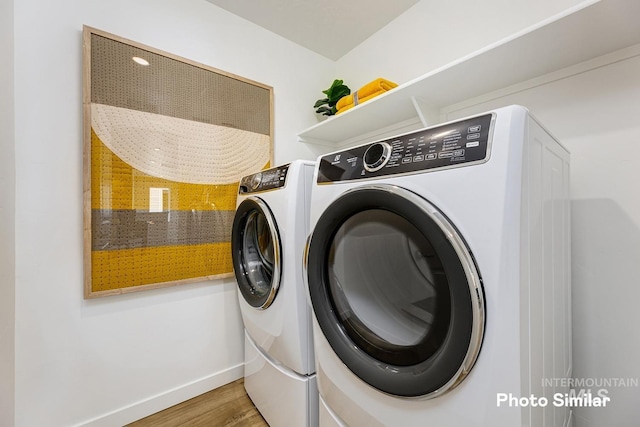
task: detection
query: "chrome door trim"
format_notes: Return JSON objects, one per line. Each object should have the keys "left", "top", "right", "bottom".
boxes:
{"left": 236, "top": 196, "right": 282, "bottom": 310}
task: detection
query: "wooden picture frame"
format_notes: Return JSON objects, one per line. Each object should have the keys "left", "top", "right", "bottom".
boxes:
{"left": 83, "top": 26, "right": 273, "bottom": 298}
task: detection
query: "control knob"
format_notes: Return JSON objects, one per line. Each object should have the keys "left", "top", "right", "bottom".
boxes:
{"left": 249, "top": 172, "right": 262, "bottom": 190}
{"left": 363, "top": 142, "right": 392, "bottom": 172}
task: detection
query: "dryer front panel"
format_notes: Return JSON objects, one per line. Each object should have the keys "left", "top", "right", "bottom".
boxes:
{"left": 232, "top": 197, "right": 282, "bottom": 309}
{"left": 306, "top": 184, "right": 484, "bottom": 398}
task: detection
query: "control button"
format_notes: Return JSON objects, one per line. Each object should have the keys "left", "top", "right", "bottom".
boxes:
{"left": 402, "top": 157, "right": 412, "bottom": 164}
{"left": 468, "top": 125, "right": 481, "bottom": 133}
{"left": 426, "top": 153, "right": 437, "bottom": 160}
{"left": 467, "top": 133, "right": 480, "bottom": 140}
{"left": 438, "top": 152, "right": 454, "bottom": 159}
{"left": 413, "top": 155, "right": 425, "bottom": 162}
{"left": 453, "top": 149, "right": 465, "bottom": 157}
{"left": 363, "top": 142, "right": 393, "bottom": 172}
{"left": 466, "top": 141, "right": 480, "bottom": 148}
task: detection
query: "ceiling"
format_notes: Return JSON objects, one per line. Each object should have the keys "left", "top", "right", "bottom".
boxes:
{"left": 204, "top": 0, "right": 420, "bottom": 60}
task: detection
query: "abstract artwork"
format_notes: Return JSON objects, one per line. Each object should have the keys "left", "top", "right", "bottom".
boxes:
{"left": 83, "top": 26, "right": 272, "bottom": 297}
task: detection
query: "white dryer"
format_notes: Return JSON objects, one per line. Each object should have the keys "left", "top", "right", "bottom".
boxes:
{"left": 232, "top": 160, "right": 318, "bottom": 427}
{"left": 305, "top": 105, "right": 572, "bottom": 426}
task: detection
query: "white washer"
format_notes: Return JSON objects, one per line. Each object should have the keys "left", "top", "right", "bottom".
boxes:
{"left": 232, "top": 160, "right": 318, "bottom": 427}
{"left": 305, "top": 105, "right": 572, "bottom": 426}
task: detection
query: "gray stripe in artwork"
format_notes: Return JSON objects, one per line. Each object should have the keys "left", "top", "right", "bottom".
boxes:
{"left": 92, "top": 209, "right": 234, "bottom": 251}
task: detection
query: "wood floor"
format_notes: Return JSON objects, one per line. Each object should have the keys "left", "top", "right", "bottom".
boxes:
{"left": 127, "top": 379, "right": 269, "bottom": 427}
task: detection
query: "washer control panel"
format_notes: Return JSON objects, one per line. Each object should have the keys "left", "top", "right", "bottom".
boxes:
{"left": 317, "top": 113, "right": 494, "bottom": 183}
{"left": 239, "top": 164, "right": 290, "bottom": 194}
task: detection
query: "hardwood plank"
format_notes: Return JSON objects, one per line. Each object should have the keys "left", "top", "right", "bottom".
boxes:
{"left": 127, "top": 379, "right": 268, "bottom": 427}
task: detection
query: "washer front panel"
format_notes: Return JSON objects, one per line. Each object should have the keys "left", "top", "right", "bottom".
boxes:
{"left": 318, "top": 114, "right": 493, "bottom": 183}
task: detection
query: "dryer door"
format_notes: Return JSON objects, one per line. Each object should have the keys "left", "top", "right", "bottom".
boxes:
{"left": 306, "top": 184, "right": 484, "bottom": 398}
{"left": 232, "top": 197, "right": 282, "bottom": 309}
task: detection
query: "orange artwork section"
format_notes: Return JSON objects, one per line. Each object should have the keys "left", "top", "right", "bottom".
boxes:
{"left": 91, "top": 243, "right": 233, "bottom": 291}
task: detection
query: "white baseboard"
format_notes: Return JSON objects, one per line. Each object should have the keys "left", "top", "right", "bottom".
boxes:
{"left": 73, "top": 364, "right": 244, "bottom": 427}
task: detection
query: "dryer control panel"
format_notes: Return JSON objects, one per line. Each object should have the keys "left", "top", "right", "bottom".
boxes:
{"left": 317, "top": 113, "right": 494, "bottom": 183}
{"left": 239, "top": 164, "right": 290, "bottom": 194}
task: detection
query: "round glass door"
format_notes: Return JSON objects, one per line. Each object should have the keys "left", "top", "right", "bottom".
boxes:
{"left": 306, "top": 184, "right": 484, "bottom": 398}
{"left": 232, "top": 197, "right": 281, "bottom": 309}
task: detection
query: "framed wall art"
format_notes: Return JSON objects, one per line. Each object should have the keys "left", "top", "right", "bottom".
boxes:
{"left": 83, "top": 26, "right": 273, "bottom": 298}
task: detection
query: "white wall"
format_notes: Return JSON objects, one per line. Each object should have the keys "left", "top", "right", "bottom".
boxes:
{"left": 334, "top": 1, "right": 640, "bottom": 425}
{"left": 336, "top": 0, "right": 587, "bottom": 87}
{"left": 0, "top": 0, "right": 16, "bottom": 425}
{"left": 12, "top": 0, "right": 333, "bottom": 426}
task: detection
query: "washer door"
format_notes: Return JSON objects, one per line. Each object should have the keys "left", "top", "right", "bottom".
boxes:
{"left": 306, "top": 184, "right": 484, "bottom": 398}
{"left": 232, "top": 197, "right": 282, "bottom": 309}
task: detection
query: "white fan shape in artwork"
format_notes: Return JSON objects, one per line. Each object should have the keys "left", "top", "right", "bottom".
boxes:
{"left": 91, "top": 103, "right": 270, "bottom": 185}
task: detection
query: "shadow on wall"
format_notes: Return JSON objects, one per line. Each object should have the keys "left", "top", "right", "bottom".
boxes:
{"left": 571, "top": 198, "right": 640, "bottom": 427}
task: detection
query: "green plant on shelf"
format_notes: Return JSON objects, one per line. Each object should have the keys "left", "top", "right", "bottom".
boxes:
{"left": 314, "top": 79, "right": 351, "bottom": 116}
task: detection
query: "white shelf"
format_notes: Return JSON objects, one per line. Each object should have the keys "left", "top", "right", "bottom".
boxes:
{"left": 297, "top": 0, "right": 640, "bottom": 147}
